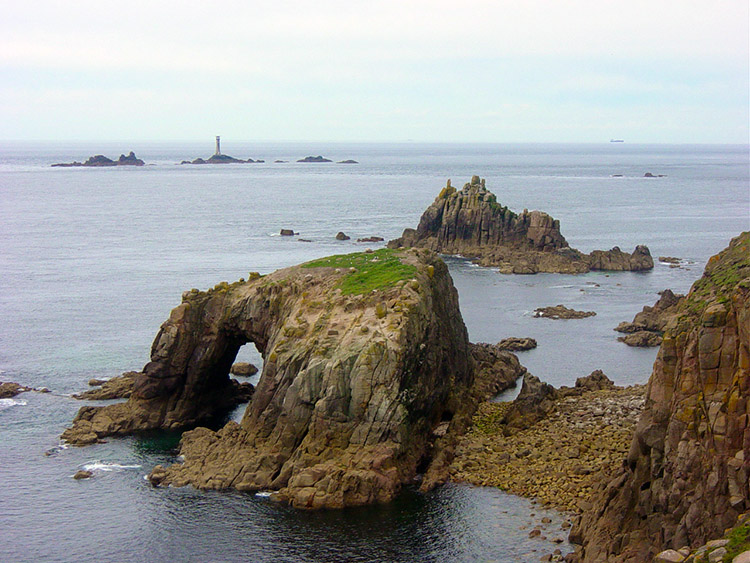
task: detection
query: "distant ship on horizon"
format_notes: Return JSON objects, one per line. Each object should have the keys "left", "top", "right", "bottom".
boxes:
{"left": 610, "top": 139, "right": 625, "bottom": 143}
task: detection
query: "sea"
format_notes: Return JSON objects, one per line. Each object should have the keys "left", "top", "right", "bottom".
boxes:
{"left": 1, "top": 141, "right": 748, "bottom": 562}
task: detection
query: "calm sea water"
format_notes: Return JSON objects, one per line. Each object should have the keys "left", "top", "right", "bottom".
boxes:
{"left": 1, "top": 142, "right": 748, "bottom": 562}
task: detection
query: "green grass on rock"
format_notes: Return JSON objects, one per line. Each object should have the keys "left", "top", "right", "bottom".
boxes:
{"left": 303, "top": 249, "right": 418, "bottom": 295}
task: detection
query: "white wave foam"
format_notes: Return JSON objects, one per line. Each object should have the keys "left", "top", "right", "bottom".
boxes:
{"left": 255, "top": 491, "right": 273, "bottom": 498}
{"left": 82, "top": 460, "right": 142, "bottom": 472}
{"left": 0, "top": 398, "right": 27, "bottom": 409}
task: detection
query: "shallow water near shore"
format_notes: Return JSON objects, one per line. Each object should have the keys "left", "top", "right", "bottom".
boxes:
{"left": 1, "top": 142, "right": 747, "bottom": 562}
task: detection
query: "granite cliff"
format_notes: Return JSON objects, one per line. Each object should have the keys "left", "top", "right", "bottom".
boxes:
{"left": 388, "top": 176, "right": 653, "bottom": 274}
{"left": 568, "top": 232, "right": 750, "bottom": 562}
{"left": 63, "top": 248, "right": 500, "bottom": 508}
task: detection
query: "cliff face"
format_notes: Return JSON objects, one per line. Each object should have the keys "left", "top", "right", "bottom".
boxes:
{"left": 64, "top": 248, "right": 477, "bottom": 508}
{"left": 569, "top": 232, "right": 750, "bottom": 562}
{"left": 388, "top": 176, "right": 653, "bottom": 274}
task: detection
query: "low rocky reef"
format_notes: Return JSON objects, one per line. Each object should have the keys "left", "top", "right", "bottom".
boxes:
{"left": 535, "top": 305, "right": 596, "bottom": 320}
{"left": 62, "top": 248, "right": 516, "bottom": 509}
{"left": 388, "top": 176, "right": 654, "bottom": 274}
{"left": 450, "top": 370, "right": 645, "bottom": 513}
{"left": 181, "top": 154, "right": 264, "bottom": 164}
{"left": 568, "top": 232, "right": 750, "bottom": 562}
{"left": 0, "top": 381, "right": 50, "bottom": 397}
{"left": 614, "top": 289, "right": 684, "bottom": 347}
{"left": 52, "top": 151, "right": 145, "bottom": 167}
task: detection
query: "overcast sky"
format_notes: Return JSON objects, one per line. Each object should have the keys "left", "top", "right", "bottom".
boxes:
{"left": 1, "top": 0, "right": 748, "bottom": 142}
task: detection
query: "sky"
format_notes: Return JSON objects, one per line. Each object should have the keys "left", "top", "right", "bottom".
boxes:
{"left": 1, "top": 0, "right": 748, "bottom": 143}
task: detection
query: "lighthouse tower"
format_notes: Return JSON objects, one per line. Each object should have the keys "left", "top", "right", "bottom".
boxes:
{"left": 214, "top": 136, "right": 221, "bottom": 156}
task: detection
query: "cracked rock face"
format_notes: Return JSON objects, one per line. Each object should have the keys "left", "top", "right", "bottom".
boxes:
{"left": 569, "top": 232, "right": 750, "bottom": 562}
{"left": 388, "top": 176, "right": 653, "bottom": 274}
{"left": 64, "top": 249, "right": 474, "bottom": 508}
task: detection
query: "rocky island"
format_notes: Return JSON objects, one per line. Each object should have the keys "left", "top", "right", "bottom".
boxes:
{"left": 297, "top": 155, "right": 332, "bottom": 162}
{"left": 388, "top": 176, "right": 654, "bottom": 274}
{"left": 52, "top": 151, "right": 145, "bottom": 167}
{"left": 63, "top": 248, "right": 524, "bottom": 508}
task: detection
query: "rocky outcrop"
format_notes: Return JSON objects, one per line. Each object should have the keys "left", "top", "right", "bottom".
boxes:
{"left": 0, "top": 381, "right": 32, "bottom": 398}
{"left": 496, "top": 337, "right": 538, "bottom": 351}
{"left": 470, "top": 342, "right": 527, "bottom": 400}
{"left": 615, "top": 289, "right": 685, "bottom": 347}
{"left": 388, "top": 176, "right": 654, "bottom": 274}
{"left": 535, "top": 305, "right": 596, "bottom": 319}
{"left": 64, "top": 248, "right": 478, "bottom": 508}
{"left": 568, "top": 232, "right": 750, "bottom": 562}
{"left": 297, "top": 155, "right": 332, "bottom": 163}
{"left": 73, "top": 372, "right": 137, "bottom": 400}
{"left": 52, "top": 151, "right": 145, "bottom": 167}
{"left": 335, "top": 232, "right": 350, "bottom": 241}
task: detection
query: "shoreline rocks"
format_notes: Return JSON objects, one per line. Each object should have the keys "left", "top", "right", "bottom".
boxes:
{"left": 614, "top": 289, "right": 684, "bottom": 347}
{"left": 449, "top": 370, "right": 645, "bottom": 513}
{"left": 568, "top": 232, "right": 750, "bottom": 562}
{"left": 73, "top": 372, "right": 137, "bottom": 400}
{"left": 388, "top": 176, "right": 654, "bottom": 274}
{"left": 0, "top": 381, "right": 32, "bottom": 398}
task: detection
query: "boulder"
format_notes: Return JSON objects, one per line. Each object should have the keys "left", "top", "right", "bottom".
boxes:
{"left": 229, "top": 362, "right": 258, "bottom": 377}
{"left": 335, "top": 232, "right": 351, "bottom": 241}
{"left": 63, "top": 248, "right": 478, "bottom": 509}
{"left": 73, "top": 470, "right": 93, "bottom": 480}
{"left": 280, "top": 229, "right": 296, "bottom": 236}
{"left": 568, "top": 232, "right": 750, "bottom": 562}
{"left": 388, "top": 177, "right": 653, "bottom": 274}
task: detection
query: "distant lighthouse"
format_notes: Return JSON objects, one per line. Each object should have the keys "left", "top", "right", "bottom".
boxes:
{"left": 215, "top": 136, "right": 221, "bottom": 156}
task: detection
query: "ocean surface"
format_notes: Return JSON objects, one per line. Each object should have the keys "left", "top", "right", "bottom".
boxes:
{"left": 1, "top": 142, "right": 748, "bottom": 562}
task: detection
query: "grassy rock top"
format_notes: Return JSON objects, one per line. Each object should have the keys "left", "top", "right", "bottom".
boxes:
{"left": 302, "top": 248, "right": 418, "bottom": 295}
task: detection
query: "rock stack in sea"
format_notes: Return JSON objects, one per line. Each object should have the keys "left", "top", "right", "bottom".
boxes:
{"left": 567, "top": 232, "right": 750, "bottom": 562}
{"left": 63, "top": 248, "right": 493, "bottom": 509}
{"left": 388, "top": 176, "right": 654, "bottom": 274}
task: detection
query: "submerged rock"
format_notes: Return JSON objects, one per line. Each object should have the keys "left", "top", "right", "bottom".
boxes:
{"left": 568, "top": 232, "right": 750, "bottom": 562}
{"left": 63, "top": 248, "right": 478, "bottom": 508}
{"left": 388, "top": 177, "right": 654, "bottom": 274}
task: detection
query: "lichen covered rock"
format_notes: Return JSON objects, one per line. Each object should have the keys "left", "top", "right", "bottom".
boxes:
{"left": 569, "top": 232, "right": 750, "bottom": 562}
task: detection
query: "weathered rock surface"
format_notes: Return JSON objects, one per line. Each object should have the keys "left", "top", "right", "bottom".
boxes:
{"left": 568, "top": 232, "right": 750, "bottom": 562}
{"left": 74, "top": 372, "right": 137, "bottom": 400}
{"left": 335, "top": 232, "right": 350, "bottom": 241}
{"left": 52, "top": 151, "right": 145, "bottom": 167}
{"left": 388, "top": 176, "right": 654, "bottom": 274}
{"left": 469, "top": 342, "right": 527, "bottom": 400}
{"left": 615, "top": 289, "right": 685, "bottom": 347}
{"left": 496, "top": 337, "right": 538, "bottom": 351}
{"left": 535, "top": 305, "right": 596, "bottom": 319}
{"left": 65, "top": 248, "right": 478, "bottom": 508}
